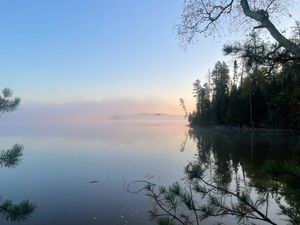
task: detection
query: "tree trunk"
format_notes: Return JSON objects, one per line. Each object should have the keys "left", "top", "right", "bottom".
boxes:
{"left": 240, "top": 0, "right": 300, "bottom": 58}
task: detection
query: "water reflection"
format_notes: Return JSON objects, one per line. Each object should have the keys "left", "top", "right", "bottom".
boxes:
{"left": 0, "top": 144, "right": 35, "bottom": 222}
{"left": 141, "top": 128, "right": 300, "bottom": 225}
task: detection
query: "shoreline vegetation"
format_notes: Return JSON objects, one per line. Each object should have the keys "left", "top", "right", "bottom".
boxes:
{"left": 189, "top": 124, "right": 298, "bottom": 133}
{"left": 177, "top": 1, "right": 300, "bottom": 133}
{"left": 181, "top": 34, "right": 300, "bottom": 131}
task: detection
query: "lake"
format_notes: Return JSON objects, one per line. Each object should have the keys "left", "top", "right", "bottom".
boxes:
{"left": 0, "top": 120, "right": 299, "bottom": 225}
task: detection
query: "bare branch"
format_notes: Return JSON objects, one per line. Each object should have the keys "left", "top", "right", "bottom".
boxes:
{"left": 178, "top": 0, "right": 300, "bottom": 57}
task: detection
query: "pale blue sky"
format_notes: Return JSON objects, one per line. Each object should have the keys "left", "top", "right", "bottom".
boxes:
{"left": 1, "top": 0, "right": 299, "bottom": 114}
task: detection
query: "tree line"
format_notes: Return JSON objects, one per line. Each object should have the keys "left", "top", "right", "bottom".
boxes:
{"left": 187, "top": 32, "right": 300, "bottom": 129}
{"left": 177, "top": 0, "right": 300, "bottom": 129}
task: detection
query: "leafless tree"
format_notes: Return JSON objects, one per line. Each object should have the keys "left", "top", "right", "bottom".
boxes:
{"left": 178, "top": 0, "right": 300, "bottom": 58}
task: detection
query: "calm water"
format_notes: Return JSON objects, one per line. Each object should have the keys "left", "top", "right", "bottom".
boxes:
{"left": 0, "top": 120, "right": 299, "bottom": 225}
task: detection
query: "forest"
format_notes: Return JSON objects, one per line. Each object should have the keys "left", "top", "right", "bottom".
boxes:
{"left": 177, "top": 0, "right": 300, "bottom": 129}
{"left": 187, "top": 31, "right": 300, "bottom": 129}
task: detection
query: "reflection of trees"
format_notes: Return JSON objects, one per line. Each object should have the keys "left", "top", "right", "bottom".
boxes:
{"left": 0, "top": 144, "right": 36, "bottom": 222}
{"left": 143, "top": 163, "right": 277, "bottom": 225}
{"left": 254, "top": 161, "right": 300, "bottom": 225}
{"left": 139, "top": 128, "right": 300, "bottom": 225}
{"left": 188, "top": 127, "right": 300, "bottom": 186}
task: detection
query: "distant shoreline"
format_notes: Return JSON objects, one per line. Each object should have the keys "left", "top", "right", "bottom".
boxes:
{"left": 189, "top": 124, "right": 299, "bottom": 134}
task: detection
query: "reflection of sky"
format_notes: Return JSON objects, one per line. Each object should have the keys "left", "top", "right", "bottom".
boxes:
{"left": 0, "top": 122, "right": 296, "bottom": 224}
{"left": 0, "top": 121, "right": 195, "bottom": 225}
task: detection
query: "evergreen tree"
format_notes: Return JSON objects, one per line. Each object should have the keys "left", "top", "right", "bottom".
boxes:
{"left": 211, "top": 61, "right": 230, "bottom": 124}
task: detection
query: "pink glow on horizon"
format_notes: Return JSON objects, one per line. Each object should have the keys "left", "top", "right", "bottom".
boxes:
{"left": 1, "top": 97, "right": 192, "bottom": 125}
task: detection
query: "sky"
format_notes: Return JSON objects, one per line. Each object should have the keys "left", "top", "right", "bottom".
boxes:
{"left": 0, "top": 0, "right": 299, "bottom": 118}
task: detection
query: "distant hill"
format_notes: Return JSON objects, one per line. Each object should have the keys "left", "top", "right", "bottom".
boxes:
{"left": 108, "top": 113, "right": 184, "bottom": 121}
